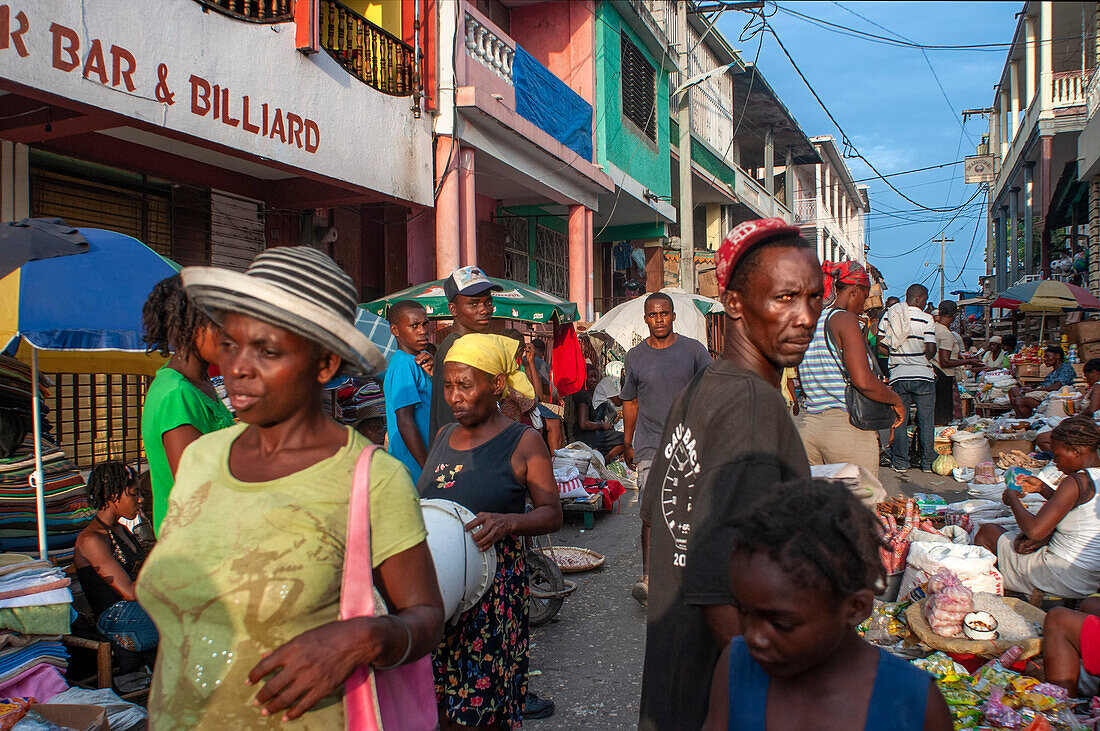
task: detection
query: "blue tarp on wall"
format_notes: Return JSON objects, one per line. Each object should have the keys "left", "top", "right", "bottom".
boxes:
{"left": 512, "top": 46, "right": 593, "bottom": 162}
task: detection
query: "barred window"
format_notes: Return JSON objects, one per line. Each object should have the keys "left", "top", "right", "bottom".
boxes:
{"left": 621, "top": 33, "right": 656, "bottom": 141}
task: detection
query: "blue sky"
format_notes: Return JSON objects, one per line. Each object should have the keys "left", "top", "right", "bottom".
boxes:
{"left": 716, "top": 1, "right": 1021, "bottom": 300}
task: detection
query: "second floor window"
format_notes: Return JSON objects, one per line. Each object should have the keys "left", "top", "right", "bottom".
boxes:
{"left": 621, "top": 33, "right": 656, "bottom": 142}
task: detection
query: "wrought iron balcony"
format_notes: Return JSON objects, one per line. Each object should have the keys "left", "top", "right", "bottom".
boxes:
{"left": 194, "top": 0, "right": 294, "bottom": 23}
{"left": 320, "top": 0, "right": 417, "bottom": 96}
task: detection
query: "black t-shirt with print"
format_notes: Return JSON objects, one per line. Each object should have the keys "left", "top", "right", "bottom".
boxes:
{"left": 428, "top": 332, "right": 459, "bottom": 446}
{"left": 638, "top": 360, "right": 810, "bottom": 731}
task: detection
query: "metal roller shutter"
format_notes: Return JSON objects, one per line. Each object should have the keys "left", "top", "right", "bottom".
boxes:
{"left": 211, "top": 190, "right": 265, "bottom": 271}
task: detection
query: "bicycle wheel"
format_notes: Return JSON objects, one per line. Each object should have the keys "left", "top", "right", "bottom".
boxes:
{"left": 526, "top": 549, "right": 565, "bottom": 626}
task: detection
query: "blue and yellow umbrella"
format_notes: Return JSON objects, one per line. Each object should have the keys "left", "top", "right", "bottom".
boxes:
{"left": 0, "top": 227, "right": 177, "bottom": 558}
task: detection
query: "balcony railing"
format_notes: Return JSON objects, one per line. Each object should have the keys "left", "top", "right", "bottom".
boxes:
{"left": 1052, "top": 70, "right": 1086, "bottom": 109}
{"left": 194, "top": 0, "right": 294, "bottom": 23}
{"left": 793, "top": 197, "right": 816, "bottom": 225}
{"left": 320, "top": 0, "right": 417, "bottom": 96}
{"left": 1088, "top": 66, "right": 1100, "bottom": 120}
{"left": 464, "top": 12, "right": 514, "bottom": 82}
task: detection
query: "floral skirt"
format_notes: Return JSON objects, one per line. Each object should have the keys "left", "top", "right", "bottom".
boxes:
{"left": 432, "top": 535, "right": 529, "bottom": 729}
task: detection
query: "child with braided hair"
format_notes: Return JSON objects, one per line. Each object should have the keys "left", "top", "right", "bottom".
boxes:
{"left": 702, "top": 479, "right": 951, "bottom": 730}
{"left": 975, "top": 415, "right": 1100, "bottom": 598}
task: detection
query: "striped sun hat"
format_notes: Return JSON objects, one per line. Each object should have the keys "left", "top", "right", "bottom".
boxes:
{"left": 180, "top": 247, "right": 384, "bottom": 375}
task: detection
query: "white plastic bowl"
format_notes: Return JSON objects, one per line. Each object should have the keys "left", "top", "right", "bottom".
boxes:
{"left": 963, "top": 611, "right": 999, "bottom": 641}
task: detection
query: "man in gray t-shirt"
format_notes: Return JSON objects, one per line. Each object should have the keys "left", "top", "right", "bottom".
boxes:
{"left": 621, "top": 293, "right": 712, "bottom": 606}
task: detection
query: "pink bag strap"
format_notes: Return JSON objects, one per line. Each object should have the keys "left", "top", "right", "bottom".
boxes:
{"left": 342, "top": 445, "right": 379, "bottom": 621}
{"left": 342, "top": 446, "right": 382, "bottom": 730}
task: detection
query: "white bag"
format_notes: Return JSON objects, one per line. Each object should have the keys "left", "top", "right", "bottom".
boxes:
{"left": 952, "top": 433, "right": 993, "bottom": 468}
{"left": 898, "top": 541, "right": 1003, "bottom": 598}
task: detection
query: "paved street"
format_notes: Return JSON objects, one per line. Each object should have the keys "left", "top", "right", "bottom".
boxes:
{"left": 527, "top": 466, "right": 970, "bottom": 729}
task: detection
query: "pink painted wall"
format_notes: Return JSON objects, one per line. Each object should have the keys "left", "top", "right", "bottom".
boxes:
{"left": 476, "top": 193, "right": 496, "bottom": 224}
{"left": 509, "top": 1, "right": 595, "bottom": 105}
{"left": 407, "top": 209, "right": 436, "bottom": 285}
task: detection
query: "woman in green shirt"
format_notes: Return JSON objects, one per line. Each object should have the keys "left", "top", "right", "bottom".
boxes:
{"left": 141, "top": 275, "right": 234, "bottom": 535}
{"left": 139, "top": 248, "right": 444, "bottom": 728}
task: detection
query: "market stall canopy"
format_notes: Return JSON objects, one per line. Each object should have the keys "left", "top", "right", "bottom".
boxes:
{"left": 990, "top": 280, "right": 1100, "bottom": 312}
{"left": 587, "top": 287, "right": 722, "bottom": 350}
{"left": 0, "top": 228, "right": 177, "bottom": 375}
{"left": 363, "top": 277, "right": 578, "bottom": 324}
{"left": 0, "top": 219, "right": 88, "bottom": 280}
{"left": 353, "top": 307, "right": 398, "bottom": 365}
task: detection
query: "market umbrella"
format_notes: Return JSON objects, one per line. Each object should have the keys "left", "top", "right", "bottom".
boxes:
{"left": 990, "top": 280, "right": 1100, "bottom": 312}
{"left": 0, "top": 218, "right": 88, "bottom": 280}
{"left": 0, "top": 228, "right": 178, "bottom": 559}
{"left": 353, "top": 307, "right": 399, "bottom": 365}
{"left": 587, "top": 287, "right": 723, "bottom": 350}
{"left": 990, "top": 280, "right": 1100, "bottom": 346}
{"left": 363, "top": 276, "right": 578, "bottom": 324}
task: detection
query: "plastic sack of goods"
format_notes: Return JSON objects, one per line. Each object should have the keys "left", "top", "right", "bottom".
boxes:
{"left": 898, "top": 541, "right": 1003, "bottom": 599}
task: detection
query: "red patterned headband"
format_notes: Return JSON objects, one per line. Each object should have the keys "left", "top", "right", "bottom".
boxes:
{"left": 715, "top": 218, "right": 802, "bottom": 292}
{"left": 821, "top": 260, "right": 870, "bottom": 300}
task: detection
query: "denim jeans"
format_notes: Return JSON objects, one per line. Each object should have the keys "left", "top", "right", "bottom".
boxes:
{"left": 890, "top": 379, "right": 935, "bottom": 470}
{"left": 96, "top": 600, "right": 158, "bottom": 652}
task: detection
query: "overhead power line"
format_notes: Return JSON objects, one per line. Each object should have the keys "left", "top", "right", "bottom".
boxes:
{"left": 764, "top": 22, "right": 976, "bottom": 213}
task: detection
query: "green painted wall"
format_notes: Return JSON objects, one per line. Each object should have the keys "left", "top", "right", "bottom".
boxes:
{"left": 670, "top": 118, "right": 736, "bottom": 188}
{"left": 594, "top": 2, "right": 671, "bottom": 200}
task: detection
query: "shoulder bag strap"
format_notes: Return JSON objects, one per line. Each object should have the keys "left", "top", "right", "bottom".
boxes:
{"left": 822, "top": 310, "right": 852, "bottom": 386}
{"left": 342, "top": 445, "right": 379, "bottom": 621}
{"left": 343, "top": 445, "right": 384, "bottom": 731}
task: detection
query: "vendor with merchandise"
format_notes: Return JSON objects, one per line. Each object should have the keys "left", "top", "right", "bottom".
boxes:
{"left": 974, "top": 416, "right": 1100, "bottom": 600}
{"left": 1035, "top": 358, "right": 1100, "bottom": 452}
{"left": 980, "top": 335, "right": 1013, "bottom": 370}
{"left": 1008, "top": 345, "right": 1078, "bottom": 418}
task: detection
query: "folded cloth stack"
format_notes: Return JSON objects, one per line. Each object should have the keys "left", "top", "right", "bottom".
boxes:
{"left": 0, "top": 634, "right": 67, "bottom": 686}
{"left": 0, "top": 439, "right": 92, "bottom": 567}
{"left": 0, "top": 556, "right": 72, "bottom": 637}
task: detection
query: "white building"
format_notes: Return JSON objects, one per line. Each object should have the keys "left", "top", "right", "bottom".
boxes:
{"left": 793, "top": 136, "right": 870, "bottom": 264}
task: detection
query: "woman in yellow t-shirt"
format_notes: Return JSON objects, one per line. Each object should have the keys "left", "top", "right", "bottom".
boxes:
{"left": 138, "top": 248, "right": 444, "bottom": 729}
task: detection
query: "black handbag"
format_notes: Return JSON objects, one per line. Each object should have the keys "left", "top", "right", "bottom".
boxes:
{"left": 823, "top": 310, "right": 897, "bottom": 431}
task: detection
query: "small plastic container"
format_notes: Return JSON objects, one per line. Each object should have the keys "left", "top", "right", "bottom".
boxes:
{"left": 963, "top": 611, "right": 999, "bottom": 640}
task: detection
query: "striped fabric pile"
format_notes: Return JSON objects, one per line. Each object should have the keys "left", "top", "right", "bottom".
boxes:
{"left": 0, "top": 441, "right": 93, "bottom": 566}
{"left": 0, "top": 356, "right": 92, "bottom": 567}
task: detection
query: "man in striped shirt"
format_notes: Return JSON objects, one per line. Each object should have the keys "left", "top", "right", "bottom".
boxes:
{"left": 878, "top": 284, "right": 938, "bottom": 473}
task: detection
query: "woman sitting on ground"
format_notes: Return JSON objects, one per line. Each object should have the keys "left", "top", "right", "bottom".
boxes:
{"left": 138, "top": 248, "right": 444, "bottom": 727}
{"left": 573, "top": 363, "right": 625, "bottom": 460}
{"left": 702, "top": 479, "right": 951, "bottom": 730}
{"left": 74, "top": 462, "right": 158, "bottom": 656}
{"left": 1036, "top": 358, "right": 1100, "bottom": 452}
{"left": 975, "top": 416, "right": 1100, "bottom": 599}
{"left": 418, "top": 333, "right": 562, "bottom": 730}
{"left": 1041, "top": 597, "right": 1100, "bottom": 697}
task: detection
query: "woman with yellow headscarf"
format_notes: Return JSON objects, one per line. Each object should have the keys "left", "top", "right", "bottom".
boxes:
{"left": 417, "top": 333, "right": 562, "bottom": 729}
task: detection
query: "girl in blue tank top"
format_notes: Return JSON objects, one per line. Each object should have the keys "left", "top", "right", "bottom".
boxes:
{"left": 701, "top": 479, "right": 952, "bottom": 731}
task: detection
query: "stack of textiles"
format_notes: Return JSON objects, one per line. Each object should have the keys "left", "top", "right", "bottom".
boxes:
{"left": 0, "top": 633, "right": 69, "bottom": 700}
{"left": 0, "top": 441, "right": 92, "bottom": 567}
{"left": 335, "top": 378, "right": 386, "bottom": 423}
{"left": 0, "top": 356, "right": 52, "bottom": 447}
{"left": 0, "top": 555, "right": 72, "bottom": 638}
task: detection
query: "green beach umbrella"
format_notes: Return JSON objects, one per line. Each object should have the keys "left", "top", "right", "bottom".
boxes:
{"left": 364, "top": 276, "right": 578, "bottom": 324}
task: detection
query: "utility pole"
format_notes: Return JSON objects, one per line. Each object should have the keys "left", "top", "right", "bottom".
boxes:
{"left": 936, "top": 234, "right": 953, "bottom": 303}
{"left": 677, "top": 0, "right": 696, "bottom": 294}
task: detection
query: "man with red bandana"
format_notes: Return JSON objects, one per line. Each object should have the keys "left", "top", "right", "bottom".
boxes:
{"left": 638, "top": 219, "right": 822, "bottom": 730}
